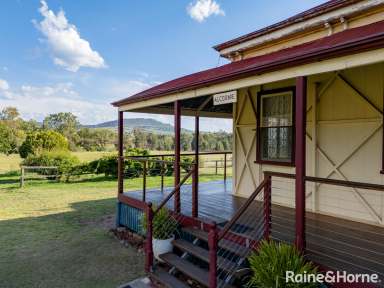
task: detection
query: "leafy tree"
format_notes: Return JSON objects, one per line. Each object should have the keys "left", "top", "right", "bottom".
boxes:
{"left": 77, "top": 128, "right": 115, "bottom": 151}
{"left": 0, "top": 122, "right": 17, "bottom": 154}
{"left": 43, "top": 112, "right": 80, "bottom": 150}
{"left": 0, "top": 107, "right": 20, "bottom": 121}
{"left": 19, "top": 130, "right": 69, "bottom": 158}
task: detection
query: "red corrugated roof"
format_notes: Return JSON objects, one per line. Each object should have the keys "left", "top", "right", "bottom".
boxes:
{"left": 213, "top": 0, "right": 361, "bottom": 52}
{"left": 112, "top": 20, "right": 384, "bottom": 107}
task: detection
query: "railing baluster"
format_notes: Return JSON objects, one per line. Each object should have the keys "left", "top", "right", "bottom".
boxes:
{"left": 224, "top": 153, "right": 227, "bottom": 182}
{"left": 192, "top": 162, "right": 198, "bottom": 218}
{"left": 142, "top": 161, "right": 147, "bottom": 202}
{"left": 264, "top": 173, "right": 272, "bottom": 240}
{"left": 161, "top": 155, "right": 164, "bottom": 193}
{"left": 145, "top": 202, "right": 153, "bottom": 272}
{"left": 208, "top": 222, "right": 218, "bottom": 288}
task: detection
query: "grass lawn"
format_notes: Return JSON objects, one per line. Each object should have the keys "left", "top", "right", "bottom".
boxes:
{"left": 0, "top": 170, "right": 229, "bottom": 288}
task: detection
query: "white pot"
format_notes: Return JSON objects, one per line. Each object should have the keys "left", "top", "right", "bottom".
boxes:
{"left": 153, "top": 236, "right": 174, "bottom": 262}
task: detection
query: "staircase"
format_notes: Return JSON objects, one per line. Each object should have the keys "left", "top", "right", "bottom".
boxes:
{"left": 149, "top": 226, "right": 251, "bottom": 288}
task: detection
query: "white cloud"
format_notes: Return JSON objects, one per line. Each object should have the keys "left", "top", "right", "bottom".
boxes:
{"left": 34, "top": 0, "right": 106, "bottom": 72}
{"left": 0, "top": 79, "right": 9, "bottom": 90}
{"left": 0, "top": 78, "right": 155, "bottom": 125}
{"left": 0, "top": 78, "right": 232, "bottom": 131}
{"left": 108, "top": 80, "right": 153, "bottom": 101}
{"left": 187, "top": 0, "right": 225, "bottom": 22}
{"left": 0, "top": 81, "right": 114, "bottom": 124}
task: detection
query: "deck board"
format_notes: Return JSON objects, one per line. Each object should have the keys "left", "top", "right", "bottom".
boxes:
{"left": 123, "top": 179, "right": 384, "bottom": 280}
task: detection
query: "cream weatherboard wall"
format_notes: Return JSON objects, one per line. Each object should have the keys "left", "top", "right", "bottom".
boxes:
{"left": 233, "top": 62, "right": 384, "bottom": 226}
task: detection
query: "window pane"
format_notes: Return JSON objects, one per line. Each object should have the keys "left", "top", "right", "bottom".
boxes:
{"left": 260, "top": 127, "right": 292, "bottom": 162}
{"left": 261, "top": 92, "right": 292, "bottom": 127}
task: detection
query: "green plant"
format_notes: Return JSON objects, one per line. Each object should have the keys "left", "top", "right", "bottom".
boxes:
{"left": 19, "top": 130, "right": 69, "bottom": 158}
{"left": 141, "top": 207, "right": 178, "bottom": 239}
{"left": 180, "top": 156, "right": 194, "bottom": 173}
{"left": 247, "top": 240, "right": 318, "bottom": 288}
{"left": 22, "top": 150, "right": 80, "bottom": 178}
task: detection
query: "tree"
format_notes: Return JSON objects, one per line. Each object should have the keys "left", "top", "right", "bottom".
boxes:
{"left": 77, "top": 128, "right": 115, "bottom": 151}
{"left": 0, "top": 122, "right": 17, "bottom": 154}
{"left": 43, "top": 112, "right": 80, "bottom": 150}
{"left": 0, "top": 107, "right": 20, "bottom": 121}
{"left": 19, "top": 130, "right": 69, "bottom": 158}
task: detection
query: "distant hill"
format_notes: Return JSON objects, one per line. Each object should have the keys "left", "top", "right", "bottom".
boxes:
{"left": 85, "top": 118, "right": 192, "bottom": 134}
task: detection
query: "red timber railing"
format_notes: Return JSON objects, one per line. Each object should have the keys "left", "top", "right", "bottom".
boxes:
{"left": 118, "top": 158, "right": 198, "bottom": 272}
{"left": 209, "top": 170, "right": 384, "bottom": 287}
{"left": 128, "top": 151, "right": 232, "bottom": 193}
{"left": 144, "top": 163, "right": 197, "bottom": 272}
{"left": 208, "top": 174, "right": 271, "bottom": 287}
{"left": 260, "top": 171, "right": 384, "bottom": 284}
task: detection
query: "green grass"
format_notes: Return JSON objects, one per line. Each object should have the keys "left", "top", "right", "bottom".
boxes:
{"left": 0, "top": 170, "right": 229, "bottom": 288}
{"left": 0, "top": 154, "right": 22, "bottom": 173}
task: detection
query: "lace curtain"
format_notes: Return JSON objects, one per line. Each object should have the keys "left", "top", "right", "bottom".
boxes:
{"left": 260, "top": 92, "right": 293, "bottom": 162}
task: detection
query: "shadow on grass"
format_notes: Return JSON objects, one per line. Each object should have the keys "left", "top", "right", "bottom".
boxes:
{"left": 0, "top": 197, "right": 145, "bottom": 288}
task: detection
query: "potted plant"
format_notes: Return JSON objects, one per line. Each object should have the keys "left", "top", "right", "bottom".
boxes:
{"left": 141, "top": 207, "right": 178, "bottom": 261}
{"left": 246, "top": 240, "right": 319, "bottom": 288}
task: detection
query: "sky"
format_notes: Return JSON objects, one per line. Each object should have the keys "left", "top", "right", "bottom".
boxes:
{"left": 0, "top": 0, "right": 325, "bottom": 132}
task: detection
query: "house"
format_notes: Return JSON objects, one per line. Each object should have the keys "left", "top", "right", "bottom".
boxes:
{"left": 112, "top": 0, "right": 384, "bottom": 287}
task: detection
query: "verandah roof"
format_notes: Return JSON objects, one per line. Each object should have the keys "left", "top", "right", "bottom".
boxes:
{"left": 112, "top": 20, "right": 384, "bottom": 108}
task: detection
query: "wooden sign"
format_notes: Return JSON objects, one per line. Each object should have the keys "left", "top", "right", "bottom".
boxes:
{"left": 213, "top": 90, "right": 237, "bottom": 106}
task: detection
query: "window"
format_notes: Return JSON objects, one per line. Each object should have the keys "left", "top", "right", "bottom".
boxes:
{"left": 256, "top": 88, "right": 295, "bottom": 165}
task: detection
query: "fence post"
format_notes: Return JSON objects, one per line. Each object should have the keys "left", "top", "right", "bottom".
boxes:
{"left": 142, "top": 161, "right": 147, "bottom": 202}
{"left": 20, "top": 166, "right": 24, "bottom": 188}
{"left": 263, "top": 173, "right": 272, "bottom": 240}
{"left": 161, "top": 155, "right": 164, "bottom": 193}
{"left": 224, "top": 153, "right": 227, "bottom": 182}
{"left": 145, "top": 202, "right": 154, "bottom": 272}
{"left": 192, "top": 163, "right": 198, "bottom": 218}
{"left": 208, "top": 222, "right": 218, "bottom": 288}
{"left": 215, "top": 161, "right": 218, "bottom": 175}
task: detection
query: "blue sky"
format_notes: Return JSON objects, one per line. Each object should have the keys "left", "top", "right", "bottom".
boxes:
{"left": 0, "top": 0, "right": 325, "bottom": 131}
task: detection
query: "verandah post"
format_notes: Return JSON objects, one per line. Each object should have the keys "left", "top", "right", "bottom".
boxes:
{"left": 145, "top": 202, "right": 154, "bottom": 272}
{"left": 192, "top": 162, "right": 198, "bottom": 217}
{"left": 208, "top": 222, "right": 218, "bottom": 288}
{"left": 192, "top": 115, "right": 199, "bottom": 218}
{"left": 117, "top": 111, "right": 124, "bottom": 195}
{"left": 263, "top": 172, "right": 272, "bottom": 240}
{"left": 174, "top": 100, "right": 181, "bottom": 213}
{"left": 295, "top": 76, "right": 307, "bottom": 252}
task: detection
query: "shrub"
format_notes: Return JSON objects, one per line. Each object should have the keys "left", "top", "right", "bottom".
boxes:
{"left": 19, "top": 130, "right": 69, "bottom": 158}
{"left": 22, "top": 150, "right": 80, "bottom": 178}
{"left": 180, "top": 156, "right": 194, "bottom": 173}
{"left": 89, "top": 148, "right": 150, "bottom": 178}
{"left": 247, "top": 240, "right": 318, "bottom": 288}
{"left": 141, "top": 207, "right": 178, "bottom": 239}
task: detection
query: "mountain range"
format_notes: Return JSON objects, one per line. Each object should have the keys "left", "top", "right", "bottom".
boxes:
{"left": 85, "top": 118, "right": 192, "bottom": 134}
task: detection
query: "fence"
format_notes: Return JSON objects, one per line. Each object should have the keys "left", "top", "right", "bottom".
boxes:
{"left": 19, "top": 166, "right": 59, "bottom": 187}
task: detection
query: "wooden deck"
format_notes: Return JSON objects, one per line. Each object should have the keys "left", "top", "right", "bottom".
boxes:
{"left": 124, "top": 179, "right": 384, "bottom": 282}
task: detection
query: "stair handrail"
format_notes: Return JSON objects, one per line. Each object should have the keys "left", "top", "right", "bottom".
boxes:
{"left": 154, "top": 163, "right": 196, "bottom": 215}
{"left": 217, "top": 178, "right": 268, "bottom": 241}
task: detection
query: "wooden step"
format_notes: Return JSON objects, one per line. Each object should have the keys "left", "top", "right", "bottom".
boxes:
{"left": 160, "top": 252, "right": 234, "bottom": 288}
{"left": 150, "top": 267, "right": 190, "bottom": 288}
{"left": 182, "top": 227, "right": 248, "bottom": 257}
{"left": 172, "top": 239, "right": 236, "bottom": 273}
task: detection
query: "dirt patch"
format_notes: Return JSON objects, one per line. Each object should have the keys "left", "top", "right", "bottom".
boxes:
{"left": 111, "top": 227, "right": 145, "bottom": 252}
